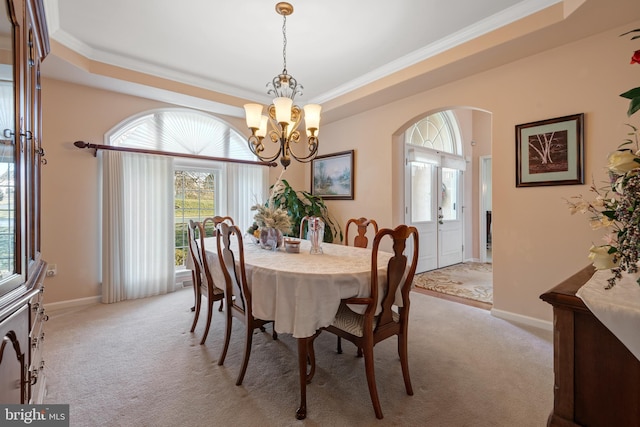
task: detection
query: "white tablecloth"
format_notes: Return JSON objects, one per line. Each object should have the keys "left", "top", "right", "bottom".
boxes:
{"left": 199, "top": 237, "right": 393, "bottom": 338}
{"left": 576, "top": 269, "right": 640, "bottom": 361}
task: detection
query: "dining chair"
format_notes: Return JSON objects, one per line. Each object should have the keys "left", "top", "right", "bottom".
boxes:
{"left": 345, "top": 217, "right": 379, "bottom": 249}
{"left": 321, "top": 224, "right": 419, "bottom": 419}
{"left": 202, "top": 215, "right": 235, "bottom": 237}
{"left": 188, "top": 220, "right": 226, "bottom": 345}
{"left": 339, "top": 217, "right": 380, "bottom": 354}
{"left": 216, "top": 222, "right": 278, "bottom": 386}
{"left": 202, "top": 216, "right": 235, "bottom": 309}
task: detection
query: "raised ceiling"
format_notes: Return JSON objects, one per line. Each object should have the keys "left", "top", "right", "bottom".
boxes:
{"left": 41, "top": 0, "right": 640, "bottom": 122}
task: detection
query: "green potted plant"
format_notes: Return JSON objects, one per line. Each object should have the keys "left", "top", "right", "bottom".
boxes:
{"left": 269, "top": 179, "right": 343, "bottom": 243}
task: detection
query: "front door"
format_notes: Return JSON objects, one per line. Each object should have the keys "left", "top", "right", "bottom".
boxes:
{"left": 407, "top": 156, "right": 463, "bottom": 273}
{"left": 437, "top": 167, "right": 463, "bottom": 267}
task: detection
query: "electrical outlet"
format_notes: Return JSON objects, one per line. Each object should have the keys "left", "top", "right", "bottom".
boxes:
{"left": 46, "top": 264, "right": 57, "bottom": 277}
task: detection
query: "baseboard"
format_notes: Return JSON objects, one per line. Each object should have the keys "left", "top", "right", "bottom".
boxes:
{"left": 44, "top": 282, "right": 193, "bottom": 313}
{"left": 45, "top": 296, "right": 101, "bottom": 313}
{"left": 491, "top": 308, "right": 552, "bottom": 331}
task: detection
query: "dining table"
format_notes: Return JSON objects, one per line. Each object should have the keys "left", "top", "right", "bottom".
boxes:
{"left": 199, "top": 235, "right": 394, "bottom": 419}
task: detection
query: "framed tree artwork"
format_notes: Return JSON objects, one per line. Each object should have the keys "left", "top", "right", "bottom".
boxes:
{"left": 311, "top": 150, "right": 354, "bottom": 200}
{"left": 515, "top": 113, "right": 584, "bottom": 187}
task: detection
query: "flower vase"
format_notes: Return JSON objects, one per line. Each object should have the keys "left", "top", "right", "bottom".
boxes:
{"left": 307, "top": 217, "right": 325, "bottom": 255}
{"left": 259, "top": 228, "right": 283, "bottom": 251}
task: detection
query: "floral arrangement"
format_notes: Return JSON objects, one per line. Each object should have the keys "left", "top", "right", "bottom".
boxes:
{"left": 567, "top": 29, "right": 640, "bottom": 288}
{"left": 249, "top": 173, "right": 292, "bottom": 237}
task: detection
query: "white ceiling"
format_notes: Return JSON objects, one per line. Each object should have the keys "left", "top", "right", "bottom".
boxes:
{"left": 40, "top": 0, "right": 640, "bottom": 121}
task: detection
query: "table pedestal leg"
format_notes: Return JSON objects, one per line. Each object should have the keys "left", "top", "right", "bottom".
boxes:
{"left": 296, "top": 337, "right": 308, "bottom": 420}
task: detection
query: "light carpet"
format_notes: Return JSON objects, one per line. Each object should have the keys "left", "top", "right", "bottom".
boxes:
{"left": 43, "top": 287, "right": 551, "bottom": 426}
{"left": 413, "top": 262, "right": 493, "bottom": 304}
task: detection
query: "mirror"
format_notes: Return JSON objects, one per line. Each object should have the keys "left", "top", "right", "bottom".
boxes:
{"left": 0, "top": 0, "right": 15, "bottom": 282}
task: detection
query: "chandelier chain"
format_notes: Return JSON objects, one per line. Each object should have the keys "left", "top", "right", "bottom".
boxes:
{"left": 282, "top": 14, "right": 287, "bottom": 74}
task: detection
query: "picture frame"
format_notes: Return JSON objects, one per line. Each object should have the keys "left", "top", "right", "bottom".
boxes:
{"left": 311, "top": 150, "right": 354, "bottom": 200}
{"left": 515, "top": 113, "right": 584, "bottom": 187}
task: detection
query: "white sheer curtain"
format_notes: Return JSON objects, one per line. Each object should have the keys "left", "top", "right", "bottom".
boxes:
{"left": 226, "top": 163, "right": 268, "bottom": 233}
{"left": 0, "top": 82, "right": 14, "bottom": 161}
{"left": 101, "top": 150, "right": 175, "bottom": 303}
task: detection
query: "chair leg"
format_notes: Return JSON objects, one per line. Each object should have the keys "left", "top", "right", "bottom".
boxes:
{"left": 218, "top": 299, "right": 224, "bottom": 312}
{"left": 199, "top": 296, "right": 214, "bottom": 345}
{"left": 235, "top": 320, "right": 254, "bottom": 386}
{"left": 398, "top": 331, "right": 413, "bottom": 395}
{"left": 190, "top": 292, "right": 201, "bottom": 333}
{"left": 272, "top": 324, "right": 278, "bottom": 340}
{"left": 218, "top": 302, "right": 233, "bottom": 366}
{"left": 363, "top": 344, "right": 383, "bottom": 419}
{"left": 306, "top": 332, "right": 321, "bottom": 383}
{"left": 336, "top": 337, "right": 342, "bottom": 354}
{"left": 190, "top": 271, "right": 197, "bottom": 312}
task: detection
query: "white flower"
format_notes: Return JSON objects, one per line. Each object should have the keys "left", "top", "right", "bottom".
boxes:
{"left": 608, "top": 150, "right": 640, "bottom": 174}
{"left": 589, "top": 217, "right": 615, "bottom": 230}
{"left": 588, "top": 245, "right": 619, "bottom": 270}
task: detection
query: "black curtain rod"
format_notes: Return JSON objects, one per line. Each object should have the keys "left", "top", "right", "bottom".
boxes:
{"left": 73, "top": 141, "right": 277, "bottom": 168}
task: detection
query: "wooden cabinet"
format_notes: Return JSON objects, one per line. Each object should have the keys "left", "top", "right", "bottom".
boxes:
{"left": 540, "top": 266, "right": 640, "bottom": 427}
{"left": 0, "top": 0, "right": 48, "bottom": 404}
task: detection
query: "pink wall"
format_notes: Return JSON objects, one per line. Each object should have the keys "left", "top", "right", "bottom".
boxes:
{"left": 306, "top": 21, "right": 639, "bottom": 324}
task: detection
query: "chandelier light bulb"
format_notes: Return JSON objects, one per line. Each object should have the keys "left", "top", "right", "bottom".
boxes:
{"left": 303, "top": 104, "right": 321, "bottom": 131}
{"left": 256, "top": 115, "right": 269, "bottom": 138}
{"left": 243, "top": 104, "right": 264, "bottom": 129}
{"left": 273, "top": 97, "right": 293, "bottom": 124}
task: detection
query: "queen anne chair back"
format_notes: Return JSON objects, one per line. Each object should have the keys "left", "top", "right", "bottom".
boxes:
{"left": 202, "top": 215, "right": 235, "bottom": 238}
{"left": 345, "top": 217, "right": 379, "bottom": 248}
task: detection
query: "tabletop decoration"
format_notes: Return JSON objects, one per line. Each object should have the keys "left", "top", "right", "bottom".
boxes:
{"left": 303, "top": 216, "right": 324, "bottom": 254}
{"left": 250, "top": 172, "right": 292, "bottom": 249}
{"left": 284, "top": 238, "right": 300, "bottom": 253}
{"left": 566, "top": 29, "right": 640, "bottom": 289}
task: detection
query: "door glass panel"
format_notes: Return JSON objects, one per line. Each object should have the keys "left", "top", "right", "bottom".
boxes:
{"left": 411, "top": 163, "right": 432, "bottom": 222}
{"left": 441, "top": 167, "right": 458, "bottom": 221}
{"left": 0, "top": 0, "right": 15, "bottom": 280}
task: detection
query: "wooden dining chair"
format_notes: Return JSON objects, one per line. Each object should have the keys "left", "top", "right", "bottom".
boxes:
{"left": 216, "top": 222, "right": 278, "bottom": 386}
{"left": 202, "top": 215, "right": 234, "bottom": 237}
{"left": 321, "top": 224, "right": 419, "bottom": 419}
{"left": 339, "top": 217, "right": 380, "bottom": 354}
{"left": 345, "top": 217, "right": 379, "bottom": 248}
{"left": 188, "top": 220, "right": 226, "bottom": 345}
{"left": 201, "top": 216, "right": 235, "bottom": 311}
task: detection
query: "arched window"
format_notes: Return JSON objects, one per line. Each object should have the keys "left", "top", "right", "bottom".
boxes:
{"left": 105, "top": 108, "right": 267, "bottom": 270}
{"left": 404, "top": 111, "right": 460, "bottom": 155}
{"left": 108, "top": 109, "right": 256, "bottom": 160}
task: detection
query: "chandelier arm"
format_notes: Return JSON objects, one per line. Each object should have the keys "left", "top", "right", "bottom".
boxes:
{"left": 287, "top": 135, "right": 319, "bottom": 163}
{"left": 248, "top": 134, "right": 283, "bottom": 164}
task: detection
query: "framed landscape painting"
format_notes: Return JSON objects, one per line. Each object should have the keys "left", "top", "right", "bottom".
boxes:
{"left": 311, "top": 150, "right": 354, "bottom": 200}
{"left": 515, "top": 113, "right": 584, "bottom": 187}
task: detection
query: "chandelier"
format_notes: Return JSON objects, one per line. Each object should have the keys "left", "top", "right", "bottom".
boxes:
{"left": 243, "top": 2, "right": 321, "bottom": 169}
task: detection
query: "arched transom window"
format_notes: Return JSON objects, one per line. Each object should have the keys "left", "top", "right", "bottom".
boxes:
{"left": 405, "top": 111, "right": 460, "bottom": 155}
{"left": 108, "top": 108, "right": 254, "bottom": 159}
